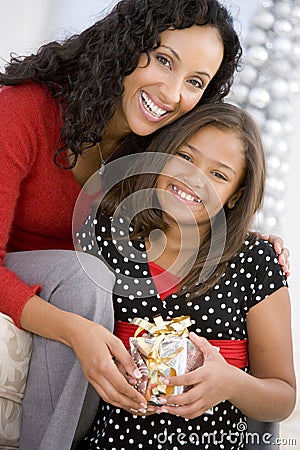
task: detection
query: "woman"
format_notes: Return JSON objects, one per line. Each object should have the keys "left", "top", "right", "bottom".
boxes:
{"left": 0, "top": 0, "right": 288, "bottom": 448}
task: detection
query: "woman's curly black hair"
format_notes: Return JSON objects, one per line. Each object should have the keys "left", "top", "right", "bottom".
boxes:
{"left": 0, "top": 0, "right": 242, "bottom": 165}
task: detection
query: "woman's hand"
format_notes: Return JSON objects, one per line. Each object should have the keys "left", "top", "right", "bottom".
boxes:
{"left": 156, "top": 332, "right": 236, "bottom": 419}
{"left": 114, "top": 359, "right": 157, "bottom": 416}
{"left": 67, "top": 313, "right": 149, "bottom": 413}
{"left": 20, "top": 295, "right": 149, "bottom": 413}
{"left": 261, "top": 233, "right": 290, "bottom": 276}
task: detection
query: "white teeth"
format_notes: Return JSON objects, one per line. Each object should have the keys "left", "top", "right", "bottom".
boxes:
{"left": 172, "top": 185, "right": 202, "bottom": 203}
{"left": 141, "top": 91, "right": 168, "bottom": 117}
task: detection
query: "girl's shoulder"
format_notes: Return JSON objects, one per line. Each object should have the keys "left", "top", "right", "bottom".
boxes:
{"left": 237, "top": 234, "right": 279, "bottom": 264}
{"left": 231, "top": 235, "right": 287, "bottom": 308}
{"left": 233, "top": 234, "right": 284, "bottom": 280}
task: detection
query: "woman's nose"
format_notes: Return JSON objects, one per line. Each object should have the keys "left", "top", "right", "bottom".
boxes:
{"left": 159, "top": 75, "right": 183, "bottom": 105}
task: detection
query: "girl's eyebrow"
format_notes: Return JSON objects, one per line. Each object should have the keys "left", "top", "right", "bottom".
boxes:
{"left": 186, "top": 144, "right": 237, "bottom": 175}
{"left": 159, "top": 45, "right": 211, "bottom": 80}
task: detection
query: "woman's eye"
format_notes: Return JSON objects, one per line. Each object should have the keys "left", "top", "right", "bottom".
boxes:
{"left": 177, "top": 152, "right": 192, "bottom": 162}
{"left": 156, "top": 55, "right": 171, "bottom": 68}
{"left": 188, "top": 79, "right": 204, "bottom": 90}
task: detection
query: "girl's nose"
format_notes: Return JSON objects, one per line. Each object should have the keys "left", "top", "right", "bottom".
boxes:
{"left": 183, "top": 167, "right": 206, "bottom": 190}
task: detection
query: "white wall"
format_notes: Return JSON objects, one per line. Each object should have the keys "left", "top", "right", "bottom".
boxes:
{"left": 0, "top": 0, "right": 114, "bottom": 66}
{"left": 234, "top": 2, "right": 300, "bottom": 441}
{"left": 231, "top": 1, "right": 300, "bottom": 347}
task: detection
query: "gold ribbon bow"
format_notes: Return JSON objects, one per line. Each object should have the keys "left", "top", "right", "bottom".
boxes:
{"left": 132, "top": 314, "right": 192, "bottom": 338}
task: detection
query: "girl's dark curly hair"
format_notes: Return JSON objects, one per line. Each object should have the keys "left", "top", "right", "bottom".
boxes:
{"left": 0, "top": 0, "right": 241, "bottom": 165}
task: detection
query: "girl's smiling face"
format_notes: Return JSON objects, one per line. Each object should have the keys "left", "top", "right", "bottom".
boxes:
{"left": 112, "top": 25, "right": 224, "bottom": 137}
{"left": 156, "top": 125, "right": 245, "bottom": 229}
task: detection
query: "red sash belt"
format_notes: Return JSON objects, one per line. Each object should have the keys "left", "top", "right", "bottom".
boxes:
{"left": 114, "top": 320, "right": 248, "bottom": 368}
{"left": 208, "top": 339, "right": 248, "bottom": 368}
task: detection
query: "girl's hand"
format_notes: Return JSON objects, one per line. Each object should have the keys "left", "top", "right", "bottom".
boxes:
{"left": 127, "top": 405, "right": 157, "bottom": 416}
{"left": 156, "top": 333, "right": 236, "bottom": 419}
{"left": 67, "top": 314, "right": 149, "bottom": 413}
{"left": 261, "top": 233, "right": 290, "bottom": 276}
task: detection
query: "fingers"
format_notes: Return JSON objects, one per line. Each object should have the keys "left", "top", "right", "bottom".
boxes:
{"left": 115, "top": 360, "right": 137, "bottom": 385}
{"left": 77, "top": 327, "right": 146, "bottom": 410}
{"left": 157, "top": 385, "right": 214, "bottom": 419}
{"left": 278, "top": 247, "right": 290, "bottom": 276}
{"left": 260, "top": 233, "right": 269, "bottom": 241}
{"left": 189, "top": 332, "right": 216, "bottom": 353}
{"left": 164, "top": 389, "right": 198, "bottom": 407}
{"left": 160, "top": 403, "right": 211, "bottom": 419}
{"left": 108, "top": 338, "right": 143, "bottom": 380}
{"left": 88, "top": 361, "right": 147, "bottom": 411}
{"left": 162, "top": 334, "right": 220, "bottom": 387}
{"left": 263, "top": 233, "right": 284, "bottom": 254}
{"left": 127, "top": 405, "right": 156, "bottom": 416}
{"left": 261, "top": 233, "right": 291, "bottom": 276}
{"left": 278, "top": 252, "right": 290, "bottom": 276}
{"left": 281, "top": 246, "right": 290, "bottom": 259}
{"left": 156, "top": 396, "right": 211, "bottom": 419}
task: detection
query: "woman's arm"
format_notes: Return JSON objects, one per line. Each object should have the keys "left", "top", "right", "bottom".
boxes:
{"left": 158, "top": 287, "right": 296, "bottom": 421}
{"left": 0, "top": 84, "right": 148, "bottom": 414}
{"left": 20, "top": 295, "right": 148, "bottom": 412}
{"left": 0, "top": 85, "right": 44, "bottom": 325}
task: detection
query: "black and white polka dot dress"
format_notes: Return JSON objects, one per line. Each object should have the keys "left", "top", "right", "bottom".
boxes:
{"left": 76, "top": 212, "right": 287, "bottom": 450}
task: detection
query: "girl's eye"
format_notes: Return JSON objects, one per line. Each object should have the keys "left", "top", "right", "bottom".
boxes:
{"left": 156, "top": 55, "right": 171, "bottom": 68}
{"left": 212, "top": 171, "right": 227, "bottom": 181}
{"left": 177, "top": 152, "right": 192, "bottom": 162}
{"left": 188, "top": 79, "right": 204, "bottom": 90}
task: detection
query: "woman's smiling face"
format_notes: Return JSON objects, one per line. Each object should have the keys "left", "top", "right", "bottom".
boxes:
{"left": 156, "top": 125, "right": 245, "bottom": 229}
{"left": 113, "top": 25, "right": 224, "bottom": 136}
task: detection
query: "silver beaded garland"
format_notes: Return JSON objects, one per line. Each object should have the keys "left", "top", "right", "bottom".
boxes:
{"left": 228, "top": 0, "right": 300, "bottom": 233}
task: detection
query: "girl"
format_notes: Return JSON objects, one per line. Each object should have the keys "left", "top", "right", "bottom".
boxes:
{"left": 77, "top": 102, "right": 296, "bottom": 449}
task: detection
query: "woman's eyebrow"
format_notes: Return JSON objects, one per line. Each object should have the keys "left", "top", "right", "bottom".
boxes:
{"left": 160, "top": 45, "right": 181, "bottom": 60}
{"left": 160, "top": 45, "right": 211, "bottom": 80}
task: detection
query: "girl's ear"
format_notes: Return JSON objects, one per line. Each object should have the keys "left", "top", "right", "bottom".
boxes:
{"left": 227, "top": 187, "right": 244, "bottom": 209}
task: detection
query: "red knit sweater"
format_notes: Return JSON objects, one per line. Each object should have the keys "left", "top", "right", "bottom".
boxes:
{"left": 0, "top": 82, "right": 82, "bottom": 327}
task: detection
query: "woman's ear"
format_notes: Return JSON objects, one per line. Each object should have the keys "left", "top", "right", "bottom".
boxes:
{"left": 227, "top": 187, "right": 244, "bottom": 209}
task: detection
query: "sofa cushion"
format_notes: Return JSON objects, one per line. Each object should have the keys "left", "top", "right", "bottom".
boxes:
{"left": 0, "top": 313, "right": 33, "bottom": 447}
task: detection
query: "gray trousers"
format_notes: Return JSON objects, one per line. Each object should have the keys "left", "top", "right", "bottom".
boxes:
{"left": 4, "top": 250, "right": 115, "bottom": 450}
{"left": 4, "top": 250, "right": 279, "bottom": 450}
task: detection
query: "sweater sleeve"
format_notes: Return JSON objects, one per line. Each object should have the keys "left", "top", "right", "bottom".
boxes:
{"left": 0, "top": 84, "right": 46, "bottom": 327}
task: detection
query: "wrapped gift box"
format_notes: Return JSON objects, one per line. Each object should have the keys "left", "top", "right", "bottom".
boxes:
{"left": 129, "top": 315, "right": 204, "bottom": 406}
